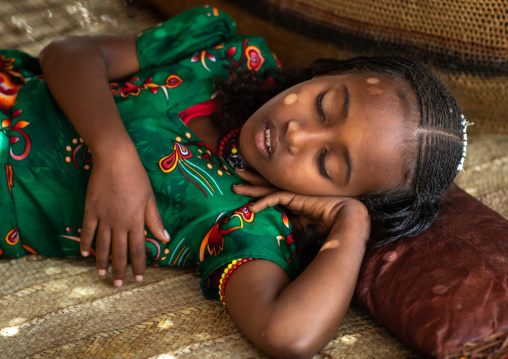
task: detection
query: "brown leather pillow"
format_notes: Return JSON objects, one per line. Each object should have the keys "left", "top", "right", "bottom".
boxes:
{"left": 354, "top": 184, "right": 508, "bottom": 358}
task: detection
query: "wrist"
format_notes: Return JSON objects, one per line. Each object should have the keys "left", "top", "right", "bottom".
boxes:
{"left": 88, "top": 132, "right": 137, "bottom": 161}
{"left": 321, "top": 200, "right": 370, "bottom": 250}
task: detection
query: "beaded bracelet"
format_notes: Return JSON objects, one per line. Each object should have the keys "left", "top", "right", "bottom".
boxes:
{"left": 219, "top": 257, "right": 255, "bottom": 306}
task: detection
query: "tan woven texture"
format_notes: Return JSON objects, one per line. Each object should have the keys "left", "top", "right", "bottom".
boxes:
{"left": 1, "top": 256, "right": 426, "bottom": 359}
{"left": 1, "top": 0, "right": 507, "bottom": 358}
{"left": 268, "top": 0, "right": 508, "bottom": 66}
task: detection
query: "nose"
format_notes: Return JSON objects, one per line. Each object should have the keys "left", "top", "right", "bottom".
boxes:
{"left": 285, "top": 120, "right": 323, "bottom": 155}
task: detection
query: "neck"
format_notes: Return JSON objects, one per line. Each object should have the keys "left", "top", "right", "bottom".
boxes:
{"left": 186, "top": 115, "right": 221, "bottom": 151}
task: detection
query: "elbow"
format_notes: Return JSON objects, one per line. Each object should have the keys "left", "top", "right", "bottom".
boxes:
{"left": 259, "top": 322, "right": 329, "bottom": 359}
{"left": 39, "top": 37, "right": 72, "bottom": 68}
{"left": 39, "top": 36, "right": 101, "bottom": 72}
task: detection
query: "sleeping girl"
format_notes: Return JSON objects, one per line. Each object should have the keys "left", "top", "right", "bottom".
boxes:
{"left": 0, "top": 6, "right": 465, "bottom": 358}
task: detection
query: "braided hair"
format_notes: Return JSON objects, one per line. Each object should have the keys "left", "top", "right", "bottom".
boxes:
{"left": 211, "top": 56, "right": 464, "bottom": 266}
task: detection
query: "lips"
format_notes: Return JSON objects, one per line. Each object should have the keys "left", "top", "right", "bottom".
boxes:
{"left": 265, "top": 127, "right": 271, "bottom": 153}
{"left": 255, "top": 120, "right": 276, "bottom": 160}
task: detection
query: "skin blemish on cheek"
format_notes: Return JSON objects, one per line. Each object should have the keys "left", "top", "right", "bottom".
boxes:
{"left": 284, "top": 93, "right": 298, "bottom": 105}
{"left": 366, "top": 87, "right": 383, "bottom": 95}
{"left": 366, "top": 77, "right": 380, "bottom": 84}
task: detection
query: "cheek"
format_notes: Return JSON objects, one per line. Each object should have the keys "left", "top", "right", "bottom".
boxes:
{"left": 365, "top": 87, "right": 383, "bottom": 95}
{"left": 284, "top": 93, "right": 298, "bottom": 105}
{"left": 270, "top": 161, "right": 312, "bottom": 190}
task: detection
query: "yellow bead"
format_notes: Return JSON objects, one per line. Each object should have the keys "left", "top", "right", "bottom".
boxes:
{"left": 224, "top": 268, "right": 229, "bottom": 274}
{"left": 228, "top": 264, "right": 232, "bottom": 269}
{"left": 231, "top": 148, "right": 238, "bottom": 154}
{"left": 220, "top": 278, "right": 223, "bottom": 284}
{"left": 232, "top": 260, "right": 238, "bottom": 265}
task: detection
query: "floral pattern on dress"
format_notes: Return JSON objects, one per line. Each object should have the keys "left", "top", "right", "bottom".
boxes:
{"left": 64, "top": 137, "right": 92, "bottom": 170}
{"left": 0, "top": 55, "right": 25, "bottom": 115}
{"left": 199, "top": 204, "right": 255, "bottom": 262}
{"left": 2, "top": 109, "right": 31, "bottom": 161}
{"left": 110, "top": 74, "right": 183, "bottom": 103}
{"left": 159, "top": 136, "right": 229, "bottom": 198}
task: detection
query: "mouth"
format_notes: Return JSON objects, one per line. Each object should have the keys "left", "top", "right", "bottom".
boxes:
{"left": 265, "top": 126, "right": 271, "bottom": 154}
{"left": 255, "top": 120, "right": 275, "bottom": 160}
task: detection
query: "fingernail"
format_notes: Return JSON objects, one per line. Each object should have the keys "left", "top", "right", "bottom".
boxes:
{"left": 97, "top": 269, "right": 107, "bottom": 276}
{"left": 113, "top": 279, "right": 123, "bottom": 287}
{"left": 233, "top": 184, "right": 243, "bottom": 187}
{"left": 135, "top": 275, "right": 144, "bottom": 282}
{"left": 81, "top": 251, "right": 89, "bottom": 257}
{"left": 235, "top": 168, "right": 245, "bottom": 171}
{"left": 164, "top": 229, "right": 171, "bottom": 241}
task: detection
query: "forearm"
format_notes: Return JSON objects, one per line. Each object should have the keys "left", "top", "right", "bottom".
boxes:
{"left": 227, "top": 202, "right": 370, "bottom": 358}
{"left": 267, "top": 233, "right": 366, "bottom": 356}
{"left": 39, "top": 35, "right": 169, "bottom": 283}
{"left": 39, "top": 35, "right": 139, "bottom": 155}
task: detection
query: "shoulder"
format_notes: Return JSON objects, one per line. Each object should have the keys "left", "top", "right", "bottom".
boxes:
{"left": 198, "top": 204, "right": 301, "bottom": 299}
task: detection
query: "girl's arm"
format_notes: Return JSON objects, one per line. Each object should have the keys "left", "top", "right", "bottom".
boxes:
{"left": 229, "top": 186, "right": 370, "bottom": 359}
{"left": 39, "top": 35, "right": 169, "bottom": 285}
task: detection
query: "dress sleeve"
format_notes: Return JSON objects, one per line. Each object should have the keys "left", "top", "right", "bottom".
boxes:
{"left": 198, "top": 204, "right": 302, "bottom": 301}
{"left": 136, "top": 6, "right": 237, "bottom": 70}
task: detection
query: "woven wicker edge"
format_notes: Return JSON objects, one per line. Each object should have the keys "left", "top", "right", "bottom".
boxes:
{"left": 226, "top": 0, "right": 508, "bottom": 73}
{"left": 447, "top": 328, "right": 508, "bottom": 359}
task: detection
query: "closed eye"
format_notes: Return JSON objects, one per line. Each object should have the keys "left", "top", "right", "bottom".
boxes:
{"left": 317, "top": 91, "right": 326, "bottom": 121}
{"left": 319, "top": 149, "right": 330, "bottom": 179}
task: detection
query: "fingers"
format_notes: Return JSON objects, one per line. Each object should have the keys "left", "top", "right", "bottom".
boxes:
{"left": 80, "top": 210, "right": 97, "bottom": 257}
{"left": 233, "top": 184, "right": 279, "bottom": 198}
{"left": 249, "top": 192, "right": 298, "bottom": 213}
{"left": 235, "top": 168, "right": 273, "bottom": 186}
{"left": 129, "top": 228, "right": 146, "bottom": 282}
{"left": 145, "top": 196, "right": 170, "bottom": 243}
{"left": 95, "top": 222, "right": 112, "bottom": 276}
{"left": 111, "top": 229, "right": 127, "bottom": 287}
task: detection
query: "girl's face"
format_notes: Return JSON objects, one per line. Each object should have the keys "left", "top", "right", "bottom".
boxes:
{"left": 239, "top": 73, "right": 416, "bottom": 197}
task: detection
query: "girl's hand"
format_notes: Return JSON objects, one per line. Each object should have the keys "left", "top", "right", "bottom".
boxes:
{"left": 233, "top": 168, "right": 279, "bottom": 196}
{"left": 233, "top": 168, "right": 368, "bottom": 235}
{"left": 80, "top": 147, "right": 170, "bottom": 286}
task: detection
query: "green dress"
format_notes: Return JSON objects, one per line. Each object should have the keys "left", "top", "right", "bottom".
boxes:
{"left": 0, "top": 6, "right": 301, "bottom": 300}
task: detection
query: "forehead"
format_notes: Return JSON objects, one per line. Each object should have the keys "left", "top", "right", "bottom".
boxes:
{"left": 329, "top": 73, "right": 417, "bottom": 194}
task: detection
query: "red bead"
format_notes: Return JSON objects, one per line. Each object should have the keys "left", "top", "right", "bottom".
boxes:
{"left": 217, "top": 126, "right": 242, "bottom": 158}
